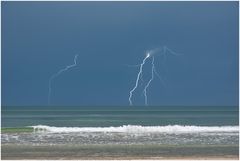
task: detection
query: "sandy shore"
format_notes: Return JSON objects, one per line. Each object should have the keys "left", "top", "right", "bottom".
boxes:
{"left": 2, "top": 156, "right": 239, "bottom": 160}
{"left": 1, "top": 156, "right": 239, "bottom": 160}
{"left": 1, "top": 144, "right": 239, "bottom": 160}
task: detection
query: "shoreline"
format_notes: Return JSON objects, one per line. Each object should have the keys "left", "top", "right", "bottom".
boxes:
{"left": 2, "top": 155, "right": 239, "bottom": 160}
{"left": 2, "top": 144, "right": 238, "bottom": 160}
{"left": 2, "top": 156, "right": 239, "bottom": 160}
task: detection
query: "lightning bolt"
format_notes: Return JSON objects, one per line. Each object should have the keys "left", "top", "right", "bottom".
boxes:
{"left": 48, "top": 54, "right": 79, "bottom": 105}
{"left": 128, "top": 47, "right": 180, "bottom": 106}
{"left": 143, "top": 56, "right": 155, "bottom": 106}
{"left": 129, "top": 53, "right": 151, "bottom": 106}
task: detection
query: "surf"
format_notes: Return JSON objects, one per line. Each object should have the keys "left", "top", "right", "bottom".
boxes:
{"left": 30, "top": 125, "right": 239, "bottom": 133}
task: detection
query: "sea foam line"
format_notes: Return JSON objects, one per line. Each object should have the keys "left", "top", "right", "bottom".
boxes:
{"left": 29, "top": 125, "right": 239, "bottom": 133}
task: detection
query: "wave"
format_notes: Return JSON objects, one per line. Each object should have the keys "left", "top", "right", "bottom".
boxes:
{"left": 29, "top": 125, "right": 239, "bottom": 133}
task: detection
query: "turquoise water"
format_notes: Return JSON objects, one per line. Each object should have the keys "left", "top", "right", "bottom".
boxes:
{"left": 1, "top": 106, "right": 239, "bottom": 159}
{"left": 2, "top": 106, "right": 238, "bottom": 127}
{"left": 1, "top": 106, "right": 239, "bottom": 145}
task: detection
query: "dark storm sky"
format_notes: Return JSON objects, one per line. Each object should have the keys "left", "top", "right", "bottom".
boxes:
{"left": 2, "top": 1, "right": 239, "bottom": 106}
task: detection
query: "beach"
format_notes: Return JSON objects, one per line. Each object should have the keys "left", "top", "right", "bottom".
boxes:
{"left": 1, "top": 106, "right": 239, "bottom": 160}
{"left": 2, "top": 144, "right": 239, "bottom": 160}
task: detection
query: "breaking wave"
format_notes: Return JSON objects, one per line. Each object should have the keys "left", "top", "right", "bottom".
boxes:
{"left": 30, "top": 125, "right": 239, "bottom": 133}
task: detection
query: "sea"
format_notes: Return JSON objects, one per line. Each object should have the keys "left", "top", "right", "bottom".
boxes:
{"left": 1, "top": 106, "right": 239, "bottom": 159}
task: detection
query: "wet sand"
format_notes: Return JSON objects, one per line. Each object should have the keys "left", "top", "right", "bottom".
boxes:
{"left": 1, "top": 144, "right": 239, "bottom": 160}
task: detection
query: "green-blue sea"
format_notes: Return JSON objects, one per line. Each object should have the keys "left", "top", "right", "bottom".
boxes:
{"left": 1, "top": 106, "right": 239, "bottom": 159}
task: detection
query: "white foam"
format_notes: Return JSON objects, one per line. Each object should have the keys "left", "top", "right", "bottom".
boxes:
{"left": 29, "top": 125, "right": 239, "bottom": 133}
